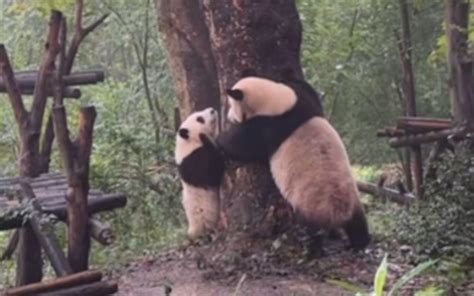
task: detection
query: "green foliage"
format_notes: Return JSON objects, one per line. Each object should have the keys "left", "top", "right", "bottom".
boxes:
{"left": 374, "top": 254, "right": 388, "bottom": 296}
{"left": 356, "top": 254, "right": 438, "bottom": 296}
{"left": 0, "top": 0, "right": 179, "bottom": 278}
{"left": 429, "top": 11, "right": 474, "bottom": 65}
{"left": 7, "top": 0, "right": 75, "bottom": 18}
{"left": 353, "top": 165, "right": 381, "bottom": 183}
{"left": 397, "top": 141, "right": 474, "bottom": 260}
{"left": 299, "top": 0, "right": 449, "bottom": 164}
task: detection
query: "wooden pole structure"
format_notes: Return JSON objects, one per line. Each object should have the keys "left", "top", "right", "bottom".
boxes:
{"left": 0, "top": 10, "right": 63, "bottom": 284}
{"left": 397, "top": 0, "right": 423, "bottom": 198}
{"left": 0, "top": 2, "right": 108, "bottom": 268}
{"left": 53, "top": 104, "right": 96, "bottom": 272}
{"left": 0, "top": 193, "right": 127, "bottom": 231}
{"left": 18, "top": 181, "right": 73, "bottom": 277}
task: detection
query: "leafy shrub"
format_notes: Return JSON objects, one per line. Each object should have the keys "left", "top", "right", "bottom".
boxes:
{"left": 397, "top": 140, "right": 474, "bottom": 260}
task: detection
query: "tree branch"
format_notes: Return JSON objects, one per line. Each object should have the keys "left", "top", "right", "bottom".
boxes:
{"left": 30, "top": 11, "right": 62, "bottom": 131}
{"left": 77, "top": 106, "right": 97, "bottom": 178}
{"left": 65, "top": 0, "right": 109, "bottom": 74}
{"left": 52, "top": 106, "right": 76, "bottom": 185}
{"left": 0, "top": 45, "right": 29, "bottom": 132}
{"left": 84, "top": 13, "right": 109, "bottom": 36}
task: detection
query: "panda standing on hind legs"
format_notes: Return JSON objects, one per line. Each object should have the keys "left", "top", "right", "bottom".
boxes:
{"left": 175, "top": 107, "right": 225, "bottom": 243}
{"left": 216, "top": 69, "right": 370, "bottom": 256}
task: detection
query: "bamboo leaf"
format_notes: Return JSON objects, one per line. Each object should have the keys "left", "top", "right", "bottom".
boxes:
{"left": 374, "top": 254, "right": 389, "bottom": 296}
{"left": 388, "top": 259, "right": 438, "bottom": 296}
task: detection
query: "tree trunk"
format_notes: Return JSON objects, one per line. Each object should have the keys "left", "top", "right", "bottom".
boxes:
{"left": 445, "top": 0, "right": 474, "bottom": 129}
{"left": 202, "top": 0, "right": 304, "bottom": 236}
{"left": 397, "top": 0, "right": 423, "bottom": 198}
{"left": 157, "top": 0, "right": 305, "bottom": 239}
{"left": 156, "top": 0, "right": 221, "bottom": 120}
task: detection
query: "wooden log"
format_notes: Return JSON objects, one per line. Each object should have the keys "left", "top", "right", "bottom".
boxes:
{"left": 376, "top": 127, "right": 405, "bottom": 137}
{"left": 0, "top": 173, "right": 63, "bottom": 184}
{"left": 0, "top": 71, "right": 105, "bottom": 92}
{"left": 357, "top": 181, "right": 414, "bottom": 205}
{"left": 389, "top": 126, "right": 467, "bottom": 147}
{"left": 0, "top": 175, "right": 67, "bottom": 188}
{"left": 0, "top": 194, "right": 126, "bottom": 231}
{"left": 3, "top": 270, "right": 102, "bottom": 296}
{"left": 46, "top": 193, "right": 126, "bottom": 216}
{"left": 19, "top": 181, "right": 73, "bottom": 277}
{"left": 397, "top": 116, "right": 452, "bottom": 124}
{"left": 396, "top": 117, "right": 453, "bottom": 132}
{"left": 89, "top": 218, "right": 115, "bottom": 246}
{"left": 0, "top": 87, "right": 81, "bottom": 98}
{"left": 35, "top": 281, "right": 118, "bottom": 296}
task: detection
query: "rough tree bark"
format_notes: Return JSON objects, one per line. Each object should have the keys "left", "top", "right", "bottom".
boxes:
{"left": 202, "top": 0, "right": 305, "bottom": 236}
{"left": 156, "top": 0, "right": 221, "bottom": 120}
{"left": 445, "top": 0, "right": 474, "bottom": 129}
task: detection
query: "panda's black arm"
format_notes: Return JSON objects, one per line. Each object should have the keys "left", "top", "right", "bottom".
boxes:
{"left": 216, "top": 122, "right": 268, "bottom": 162}
{"left": 179, "top": 142, "right": 224, "bottom": 188}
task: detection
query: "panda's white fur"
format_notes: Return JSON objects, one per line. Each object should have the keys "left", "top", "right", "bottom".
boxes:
{"left": 175, "top": 108, "right": 218, "bottom": 163}
{"left": 219, "top": 75, "right": 370, "bottom": 250}
{"left": 271, "top": 117, "right": 362, "bottom": 230}
{"left": 227, "top": 77, "right": 297, "bottom": 124}
{"left": 175, "top": 108, "right": 224, "bottom": 240}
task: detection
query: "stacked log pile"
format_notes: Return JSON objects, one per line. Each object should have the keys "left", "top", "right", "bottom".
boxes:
{"left": 376, "top": 117, "right": 467, "bottom": 147}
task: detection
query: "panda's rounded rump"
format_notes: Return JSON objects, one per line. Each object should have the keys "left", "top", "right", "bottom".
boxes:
{"left": 270, "top": 117, "right": 358, "bottom": 227}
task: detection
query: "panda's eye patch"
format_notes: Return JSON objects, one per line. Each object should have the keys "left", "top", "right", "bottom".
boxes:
{"left": 197, "top": 116, "right": 205, "bottom": 124}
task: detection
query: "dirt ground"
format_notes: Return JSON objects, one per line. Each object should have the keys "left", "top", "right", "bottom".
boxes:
{"left": 113, "top": 233, "right": 451, "bottom": 296}
{"left": 116, "top": 256, "right": 352, "bottom": 296}
{"left": 113, "top": 236, "right": 386, "bottom": 296}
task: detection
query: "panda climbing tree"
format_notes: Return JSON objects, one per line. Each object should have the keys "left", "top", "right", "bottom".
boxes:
{"left": 159, "top": 0, "right": 342, "bottom": 250}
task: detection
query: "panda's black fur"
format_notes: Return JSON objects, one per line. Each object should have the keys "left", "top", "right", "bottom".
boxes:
{"left": 178, "top": 133, "right": 225, "bottom": 189}
{"left": 217, "top": 69, "right": 370, "bottom": 252}
{"left": 217, "top": 73, "right": 321, "bottom": 162}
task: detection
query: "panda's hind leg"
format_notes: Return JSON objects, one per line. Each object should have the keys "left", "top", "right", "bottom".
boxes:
{"left": 294, "top": 214, "right": 326, "bottom": 258}
{"left": 343, "top": 204, "right": 371, "bottom": 251}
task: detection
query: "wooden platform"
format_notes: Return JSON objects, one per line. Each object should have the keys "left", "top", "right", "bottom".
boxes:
{"left": 0, "top": 173, "right": 126, "bottom": 231}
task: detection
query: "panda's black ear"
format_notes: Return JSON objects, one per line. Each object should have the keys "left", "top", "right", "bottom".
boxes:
{"left": 178, "top": 128, "right": 189, "bottom": 139}
{"left": 241, "top": 68, "right": 257, "bottom": 78}
{"left": 226, "top": 89, "right": 244, "bottom": 101}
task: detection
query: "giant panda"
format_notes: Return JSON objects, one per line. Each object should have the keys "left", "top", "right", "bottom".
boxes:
{"left": 216, "top": 71, "right": 370, "bottom": 252}
{"left": 175, "top": 107, "right": 225, "bottom": 240}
